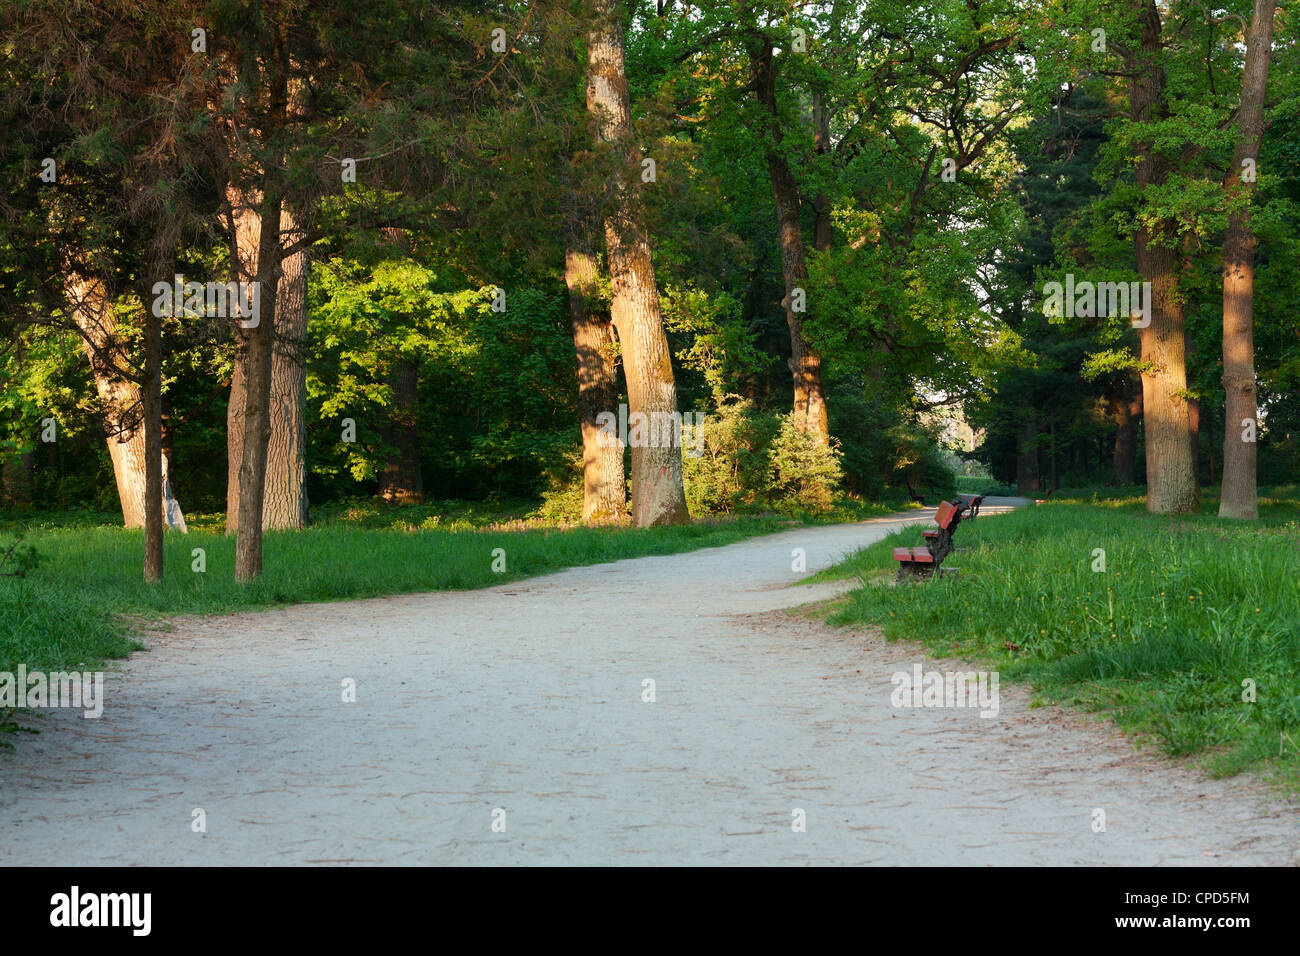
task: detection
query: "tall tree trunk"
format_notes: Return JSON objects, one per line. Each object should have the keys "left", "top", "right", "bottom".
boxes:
{"left": 64, "top": 272, "right": 155, "bottom": 529}
{"left": 226, "top": 189, "right": 310, "bottom": 531}
{"left": 755, "top": 42, "right": 829, "bottom": 442}
{"left": 233, "top": 176, "right": 284, "bottom": 581}
{"left": 563, "top": 204, "right": 626, "bottom": 522}
{"left": 1129, "top": 0, "right": 1197, "bottom": 514}
{"left": 585, "top": 0, "right": 688, "bottom": 527}
{"left": 142, "top": 286, "right": 164, "bottom": 582}
{"left": 1220, "top": 0, "right": 1276, "bottom": 520}
{"left": 263, "top": 199, "right": 311, "bottom": 528}
{"left": 232, "top": 42, "right": 290, "bottom": 582}
{"left": 225, "top": 183, "right": 258, "bottom": 535}
{"left": 1135, "top": 234, "right": 1197, "bottom": 513}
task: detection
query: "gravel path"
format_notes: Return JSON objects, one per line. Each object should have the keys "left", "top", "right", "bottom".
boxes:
{"left": 2, "top": 500, "right": 1296, "bottom": 865}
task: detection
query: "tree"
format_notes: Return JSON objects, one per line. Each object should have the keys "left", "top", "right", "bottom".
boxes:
{"left": 562, "top": 198, "right": 626, "bottom": 522}
{"left": 1219, "top": 0, "right": 1278, "bottom": 520}
{"left": 585, "top": 0, "right": 689, "bottom": 526}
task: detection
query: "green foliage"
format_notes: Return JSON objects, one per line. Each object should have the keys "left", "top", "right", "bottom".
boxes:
{"left": 0, "top": 535, "right": 40, "bottom": 577}
{"left": 682, "top": 397, "right": 780, "bottom": 515}
{"left": 765, "top": 412, "right": 845, "bottom": 514}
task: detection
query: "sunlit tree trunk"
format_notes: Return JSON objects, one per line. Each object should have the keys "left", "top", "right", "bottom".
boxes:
{"left": 234, "top": 179, "right": 284, "bottom": 581}
{"left": 1219, "top": 0, "right": 1276, "bottom": 520}
{"left": 1129, "top": 0, "right": 1197, "bottom": 514}
{"left": 755, "top": 42, "right": 829, "bottom": 442}
{"left": 563, "top": 207, "right": 625, "bottom": 523}
{"left": 263, "top": 198, "right": 311, "bottom": 527}
{"left": 64, "top": 272, "right": 155, "bottom": 530}
{"left": 225, "top": 190, "right": 309, "bottom": 531}
{"left": 225, "top": 184, "right": 257, "bottom": 535}
{"left": 585, "top": 0, "right": 688, "bottom": 527}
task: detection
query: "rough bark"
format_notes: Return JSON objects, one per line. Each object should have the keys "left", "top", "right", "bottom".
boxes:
{"left": 63, "top": 272, "right": 156, "bottom": 529}
{"left": 224, "top": 184, "right": 258, "bottom": 535}
{"left": 1129, "top": 0, "right": 1198, "bottom": 514}
{"left": 585, "top": 0, "right": 688, "bottom": 527}
{"left": 232, "top": 45, "right": 289, "bottom": 582}
{"left": 563, "top": 208, "right": 626, "bottom": 523}
{"left": 1219, "top": 0, "right": 1276, "bottom": 520}
{"left": 263, "top": 198, "right": 311, "bottom": 528}
{"left": 233, "top": 178, "right": 284, "bottom": 581}
{"left": 755, "top": 42, "right": 829, "bottom": 442}
{"left": 226, "top": 188, "right": 310, "bottom": 531}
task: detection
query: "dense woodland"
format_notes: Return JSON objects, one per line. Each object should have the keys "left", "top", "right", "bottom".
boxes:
{"left": 1, "top": 0, "right": 1296, "bottom": 581}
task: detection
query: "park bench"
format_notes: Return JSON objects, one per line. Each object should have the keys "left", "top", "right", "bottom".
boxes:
{"left": 892, "top": 499, "right": 963, "bottom": 581}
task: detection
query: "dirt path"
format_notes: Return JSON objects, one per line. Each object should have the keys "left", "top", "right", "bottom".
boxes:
{"left": 1, "top": 502, "right": 1295, "bottom": 865}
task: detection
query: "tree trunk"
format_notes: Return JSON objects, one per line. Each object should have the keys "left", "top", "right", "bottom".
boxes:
{"left": 585, "top": 0, "right": 688, "bottom": 527}
{"left": 1220, "top": 0, "right": 1276, "bottom": 520}
{"left": 64, "top": 272, "right": 154, "bottom": 529}
{"left": 1135, "top": 235, "right": 1197, "bottom": 513}
{"left": 225, "top": 183, "right": 258, "bottom": 535}
{"left": 142, "top": 291, "right": 164, "bottom": 582}
{"left": 563, "top": 205, "right": 626, "bottom": 523}
{"left": 233, "top": 174, "right": 284, "bottom": 581}
{"left": 1129, "top": 0, "right": 1198, "bottom": 514}
{"left": 226, "top": 187, "right": 310, "bottom": 531}
{"left": 755, "top": 42, "right": 829, "bottom": 442}
{"left": 263, "top": 199, "right": 311, "bottom": 528}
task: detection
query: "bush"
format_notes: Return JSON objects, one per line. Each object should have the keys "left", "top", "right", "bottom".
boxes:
{"left": 765, "top": 413, "right": 845, "bottom": 514}
{"left": 682, "top": 397, "right": 779, "bottom": 514}
{"left": 530, "top": 449, "right": 588, "bottom": 524}
{"left": 887, "top": 424, "right": 958, "bottom": 501}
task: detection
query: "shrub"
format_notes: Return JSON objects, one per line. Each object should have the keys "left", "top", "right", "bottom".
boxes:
{"left": 765, "top": 413, "right": 845, "bottom": 514}
{"left": 682, "top": 397, "right": 779, "bottom": 515}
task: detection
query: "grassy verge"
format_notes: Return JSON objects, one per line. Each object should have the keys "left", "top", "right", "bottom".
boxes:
{"left": 813, "top": 495, "right": 1300, "bottom": 788}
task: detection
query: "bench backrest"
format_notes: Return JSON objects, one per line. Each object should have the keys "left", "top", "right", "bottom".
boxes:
{"left": 935, "top": 500, "right": 960, "bottom": 530}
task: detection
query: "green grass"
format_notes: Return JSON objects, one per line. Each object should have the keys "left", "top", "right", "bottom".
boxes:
{"left": 955, "top": 476, "right": 1016, "bottom": 497}
{"left": 814, "top": 494, "right": 1300, "bottom": 787}
{"left": 1, "top": 510, "right": 811, "bottom": 680}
